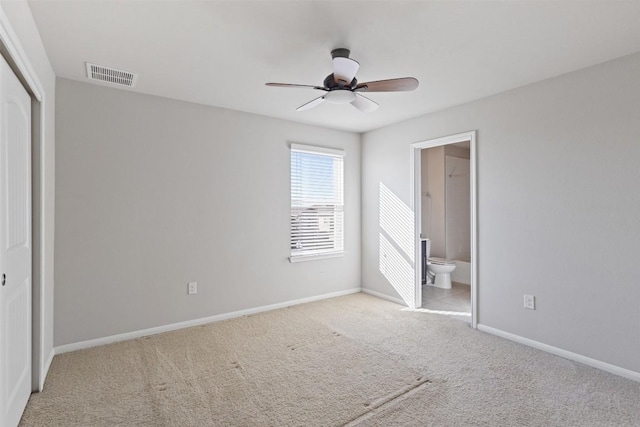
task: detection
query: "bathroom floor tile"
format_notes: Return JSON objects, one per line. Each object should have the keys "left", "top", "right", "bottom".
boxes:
{"left": 422, "top": 282, "right": 468, "bottom": 297}
{"left": 438, "top": 293, "right": 471, "bottom": 310}
{"left": 421, "top": 282, "right": 471, "bottom": 323}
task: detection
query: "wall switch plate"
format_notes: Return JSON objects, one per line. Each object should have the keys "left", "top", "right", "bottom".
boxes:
{"left": 524, "top": 294, "right": 535, "bottom": 310}
{"left": 188, "top": 282, "right": 197, "bottom": 295}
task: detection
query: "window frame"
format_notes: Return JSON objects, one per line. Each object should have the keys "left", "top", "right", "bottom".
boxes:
{"left": 289, "top": 143, "right": 345, "bottom": 263}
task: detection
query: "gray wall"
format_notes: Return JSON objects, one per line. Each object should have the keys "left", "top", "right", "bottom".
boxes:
{"left": 55, "top": 78, "right": 361, "bottom": 346}
{"left": 362, "top": 53, "right": 640, "bottom": 373}
{"left": 1, "top": 0, "right": 56, "bottom": 388}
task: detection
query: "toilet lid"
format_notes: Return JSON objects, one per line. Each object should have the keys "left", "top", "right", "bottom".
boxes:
{"left": 428, "top": 257, "right": 455, "bottom": 265}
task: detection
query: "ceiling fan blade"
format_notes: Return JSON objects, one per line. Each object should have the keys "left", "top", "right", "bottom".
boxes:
{"left": 266, "top": 83, "right": 326, "bottom": 90}
{"left": 333, "top": 57, "right": 360, "bottom": 86}
{"left": 351, "top": 93, "right": 379, "bottom": 113}
{"left": 355, "top": 77, "right": 419, "bottom": 92}
{"left": 296, "top": 95, "right": 325, "bottom": 111}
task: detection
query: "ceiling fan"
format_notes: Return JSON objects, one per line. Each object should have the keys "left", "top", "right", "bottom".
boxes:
{"left": 266, "top": 48, "right": 419, "bottom": 113}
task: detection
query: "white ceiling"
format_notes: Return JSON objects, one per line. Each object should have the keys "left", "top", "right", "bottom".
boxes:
{"left": 28, "top": 1, "right": 640, "bottom": 133}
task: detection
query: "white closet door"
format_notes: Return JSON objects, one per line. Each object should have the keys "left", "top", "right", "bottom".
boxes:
{"left": 0, "top": 53, "right": 32, "bottom": 427}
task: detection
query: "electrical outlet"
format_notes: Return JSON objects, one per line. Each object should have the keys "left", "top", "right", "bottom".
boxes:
{"left": 524, "top": 294, "right": 535, "bottom": 310}
{"left": 188, "top": 282, "right": 197, "bottom": 295}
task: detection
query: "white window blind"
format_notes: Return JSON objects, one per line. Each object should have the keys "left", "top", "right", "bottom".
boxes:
{"left": 290, "top": 144, "right": 344, "bottom": 259}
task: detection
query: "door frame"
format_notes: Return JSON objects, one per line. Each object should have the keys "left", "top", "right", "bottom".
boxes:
{"left": 0, "top": 9, "right": 49, "bottom": 391}
{"left": 409, "top": 131, "right": 478, "bottom": 328}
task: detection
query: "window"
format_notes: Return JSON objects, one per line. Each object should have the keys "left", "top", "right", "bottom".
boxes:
{"left": 290, "top": 144, "right": 344, "bottom": 261}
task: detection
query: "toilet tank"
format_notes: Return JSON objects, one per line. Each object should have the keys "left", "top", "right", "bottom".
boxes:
{"left": 421, "top": 238, "right": 430, "bottom": 284}
{"left": 421, "top": 238, "right": 431, "bottom": 258}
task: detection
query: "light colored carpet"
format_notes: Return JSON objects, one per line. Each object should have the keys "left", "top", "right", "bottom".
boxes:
{"left": 20, "top": 293, "right": 640, "bottom": 426}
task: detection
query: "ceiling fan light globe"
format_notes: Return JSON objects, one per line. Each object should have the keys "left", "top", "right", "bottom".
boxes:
{"left": 324, "top": 90, "right": 356, "bottom": 104}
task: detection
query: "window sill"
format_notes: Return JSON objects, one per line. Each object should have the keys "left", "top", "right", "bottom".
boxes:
{"left": 289, "top": 252, "right": 345, "bottom": 263}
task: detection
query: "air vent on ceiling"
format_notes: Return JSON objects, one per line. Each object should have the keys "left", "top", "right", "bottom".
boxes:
{"left": 85, "top": 62, "right": 137, "bottom": 87}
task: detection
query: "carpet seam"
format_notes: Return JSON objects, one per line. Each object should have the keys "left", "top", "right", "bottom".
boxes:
{"left": 341, "top": 377, "right": 434, "bottom": 426}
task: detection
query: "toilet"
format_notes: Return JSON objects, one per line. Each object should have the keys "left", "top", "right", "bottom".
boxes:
{"left": 427, "top": 257, "right": 457, "bottom": 289}
{"left": 423, "top": 237, "right": 457, "bottom": 289}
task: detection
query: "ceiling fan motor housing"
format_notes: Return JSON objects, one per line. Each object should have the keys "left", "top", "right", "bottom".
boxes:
{"left": 323, "top": 74, "right": 357, "bottom": 90}
{"left": 331, "top": 48, "right": 351, "bottom": 59}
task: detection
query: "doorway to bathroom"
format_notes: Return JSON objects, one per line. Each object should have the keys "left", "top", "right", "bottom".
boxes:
{"left": 410, "top": 131, "right": 477, "bottom": 328}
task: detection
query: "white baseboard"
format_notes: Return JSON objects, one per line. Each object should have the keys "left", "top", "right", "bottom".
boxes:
{"left": 362, "top": 288, "right": 407, "bottom": 306}
{"left": 477, "top": 324, "right": 640, "bottom": 383}
{"left": 55, "top": 288, "right": 361, "bottom": 355}
{"left": 39, "top": 348, "right": 55, "bottom": 391}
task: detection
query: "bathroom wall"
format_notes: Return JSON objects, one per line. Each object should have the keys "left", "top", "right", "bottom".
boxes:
{"left": 445, "top": 154, "right": 471, "bottom": 261}
{"left": 420, "top": 146, "right": 445, "bottom": 257}
{"left": 421, "top": 144, "right": 470, "bottom": 260}
{"left": 420, "top": 150, "right": 428, "bottom": 240}
{"left": 445, "top": 145, "right": 470, "bottom": 159}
